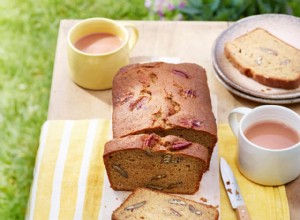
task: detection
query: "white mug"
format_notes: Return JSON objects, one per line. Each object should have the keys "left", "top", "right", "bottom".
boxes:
{"left": 228, "top": 105, "right": 300, "bottom": 186}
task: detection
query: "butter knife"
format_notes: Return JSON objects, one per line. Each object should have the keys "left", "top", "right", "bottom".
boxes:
{"left": 220, "top": 157, "right": 251, "bottom": 220}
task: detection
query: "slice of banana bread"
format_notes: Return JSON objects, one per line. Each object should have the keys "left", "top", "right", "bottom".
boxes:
{"left": 224, "top": 28, "right": 300, "bottom": 89}
{"left": 103, "top": 134, "right": 209, "bottom": 194}
{"left": 112, "top": 188, "right": 219, "bottom": 220}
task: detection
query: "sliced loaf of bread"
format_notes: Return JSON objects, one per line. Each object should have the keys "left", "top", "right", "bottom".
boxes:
{"left": 224, "top": 28, "right": 300, "bottom": 89}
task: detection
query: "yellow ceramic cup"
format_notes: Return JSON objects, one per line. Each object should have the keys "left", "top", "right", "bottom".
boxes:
{"left": 67, "top": 18, "right": 138, "bottom": 90}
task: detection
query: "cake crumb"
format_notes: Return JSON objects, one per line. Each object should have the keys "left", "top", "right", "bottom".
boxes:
{"left": 200, "top": 197, "right": 207, "bottom": 202}
{"left": 226, "top": 188, "right": 232, "bottom": 194}
{"left": 226, "top": 181, "right": 230, "bottom": 185}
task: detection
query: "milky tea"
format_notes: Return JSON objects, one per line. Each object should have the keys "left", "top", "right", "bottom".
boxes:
{"left": 75, "top": 32, "right": 123, "bottom": 54}
{"left": 244, "top": 120, "right": 299, "bottom": 150}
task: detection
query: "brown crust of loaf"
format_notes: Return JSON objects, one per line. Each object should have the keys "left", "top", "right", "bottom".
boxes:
{"left": 104, "top": 134, "right": 209, "bottom": 161}
{"left": 103, "top": 134, "right": 209, "bottom": 194}
{"left": 112, "top": 188, "right": 219, "bottom": 220}
{"left": 112, "top": 62, "right": 217, "bottom": 149}
{"left": 224, "top": 28, "right": 300, "bottom": 90}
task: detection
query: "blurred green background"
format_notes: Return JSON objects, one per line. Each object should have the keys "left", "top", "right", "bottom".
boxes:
{"left": 0, "top": 0, "right": 299, "bottom": 219}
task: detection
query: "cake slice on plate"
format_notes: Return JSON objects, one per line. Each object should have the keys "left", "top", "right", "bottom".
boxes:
{"left": 224, "top": 28, "right": 300, "bottom": 89}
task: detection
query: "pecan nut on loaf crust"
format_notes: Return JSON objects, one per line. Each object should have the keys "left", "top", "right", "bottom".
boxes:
{"left": 104, "top": 134, "right": 209, "bottom": 194}
{"left": 112, "top": 188, "right": 219, "bottom": 220}
{"left": 112, "top": 62, "right": 217, "bottom": 154}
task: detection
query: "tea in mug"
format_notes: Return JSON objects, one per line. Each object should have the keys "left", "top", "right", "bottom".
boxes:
{"left": 244, "top": 120, "right": 299, "bottom": 150}
{"left": 75, "top": 32, "right": 123, "bottom": 54}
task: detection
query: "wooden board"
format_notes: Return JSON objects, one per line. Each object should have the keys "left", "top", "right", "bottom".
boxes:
{"left": 99, "top": 94, "right": 220, "bottom": 219}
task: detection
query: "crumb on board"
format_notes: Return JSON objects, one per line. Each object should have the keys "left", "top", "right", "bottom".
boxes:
{"left": 226, "top": 188, "right": 232, "bottom": 194}
{"left": 200, "top": 197, "right": 207, "bottom": 202}
{"left": 226, "top": 181, "right": 230, "bottom": 185}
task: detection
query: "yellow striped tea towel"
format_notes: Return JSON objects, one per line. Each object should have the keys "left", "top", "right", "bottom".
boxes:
{"left": 26, "top": 119, "right": 110, "bottom": 220}
{"left": 218, "top": 124, "right": 290, "bottom": 220}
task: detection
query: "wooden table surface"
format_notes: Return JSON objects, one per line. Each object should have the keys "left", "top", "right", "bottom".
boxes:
{"left": 48, "top": 20, "right": 300, "bottom": 219}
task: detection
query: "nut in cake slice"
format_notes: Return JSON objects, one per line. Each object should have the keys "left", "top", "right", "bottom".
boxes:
{"left": 224, "top": 28, "right": 300, "bottom": 89}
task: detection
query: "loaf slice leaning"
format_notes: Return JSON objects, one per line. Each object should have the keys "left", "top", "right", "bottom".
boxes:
{"left": 224, "top": 28, "right": 300, "bottom": 89}
{"left": 112, "top": 188, "right": 219, "bottom": 220}
{"left": 112, "top": 62, "right": 217, "bottom": 154}
{"left": 103, "top": 134, "right": 209, "bottom": 194}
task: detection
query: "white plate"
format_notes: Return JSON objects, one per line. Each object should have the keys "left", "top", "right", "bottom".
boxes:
{"left": 212, "top": 14, "right": 300, "bottom": 101}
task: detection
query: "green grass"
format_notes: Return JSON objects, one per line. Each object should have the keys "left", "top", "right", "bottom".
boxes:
{"left": 0, "top": 1, "right": 147, "bottom": 219}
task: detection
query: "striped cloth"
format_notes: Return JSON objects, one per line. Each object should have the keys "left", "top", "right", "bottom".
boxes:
{"left": 26, "top": 121, "right": 290, "bottom": 219}
{"left": 26, "top": 119, "right": 110, "bottom": 220}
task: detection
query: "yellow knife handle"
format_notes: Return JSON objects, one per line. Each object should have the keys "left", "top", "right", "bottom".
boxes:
{"left": 236, "top": 205, "right": 251, "bottom": 220}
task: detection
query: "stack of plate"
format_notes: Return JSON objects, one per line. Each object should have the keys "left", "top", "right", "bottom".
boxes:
{"left": 212, "top": 14, "right": 300, "bottom": 104}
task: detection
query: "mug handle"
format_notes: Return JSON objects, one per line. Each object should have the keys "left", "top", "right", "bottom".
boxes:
{"left": 228, "top": 107, "right": 252, "bottom": 137}
{"left": 124, "top": 23, "right": 139, "bottom": 51}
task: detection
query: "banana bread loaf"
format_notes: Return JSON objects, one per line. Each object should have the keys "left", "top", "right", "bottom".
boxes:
{"left": 112, "top": 62, "right": 217, "bottom": 153}
{"left": 112, "top": 188, "right": 219, "bottom": 220}
{"left": 224, "top": 28, "right": 300, "bottom": 89}
{"left": 103, "top": 134, "right": 209, "bottom": 194}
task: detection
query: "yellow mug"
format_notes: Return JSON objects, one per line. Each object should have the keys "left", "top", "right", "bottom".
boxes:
{"left": 67, "top": 18, "right": 138, "bottom": 90}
